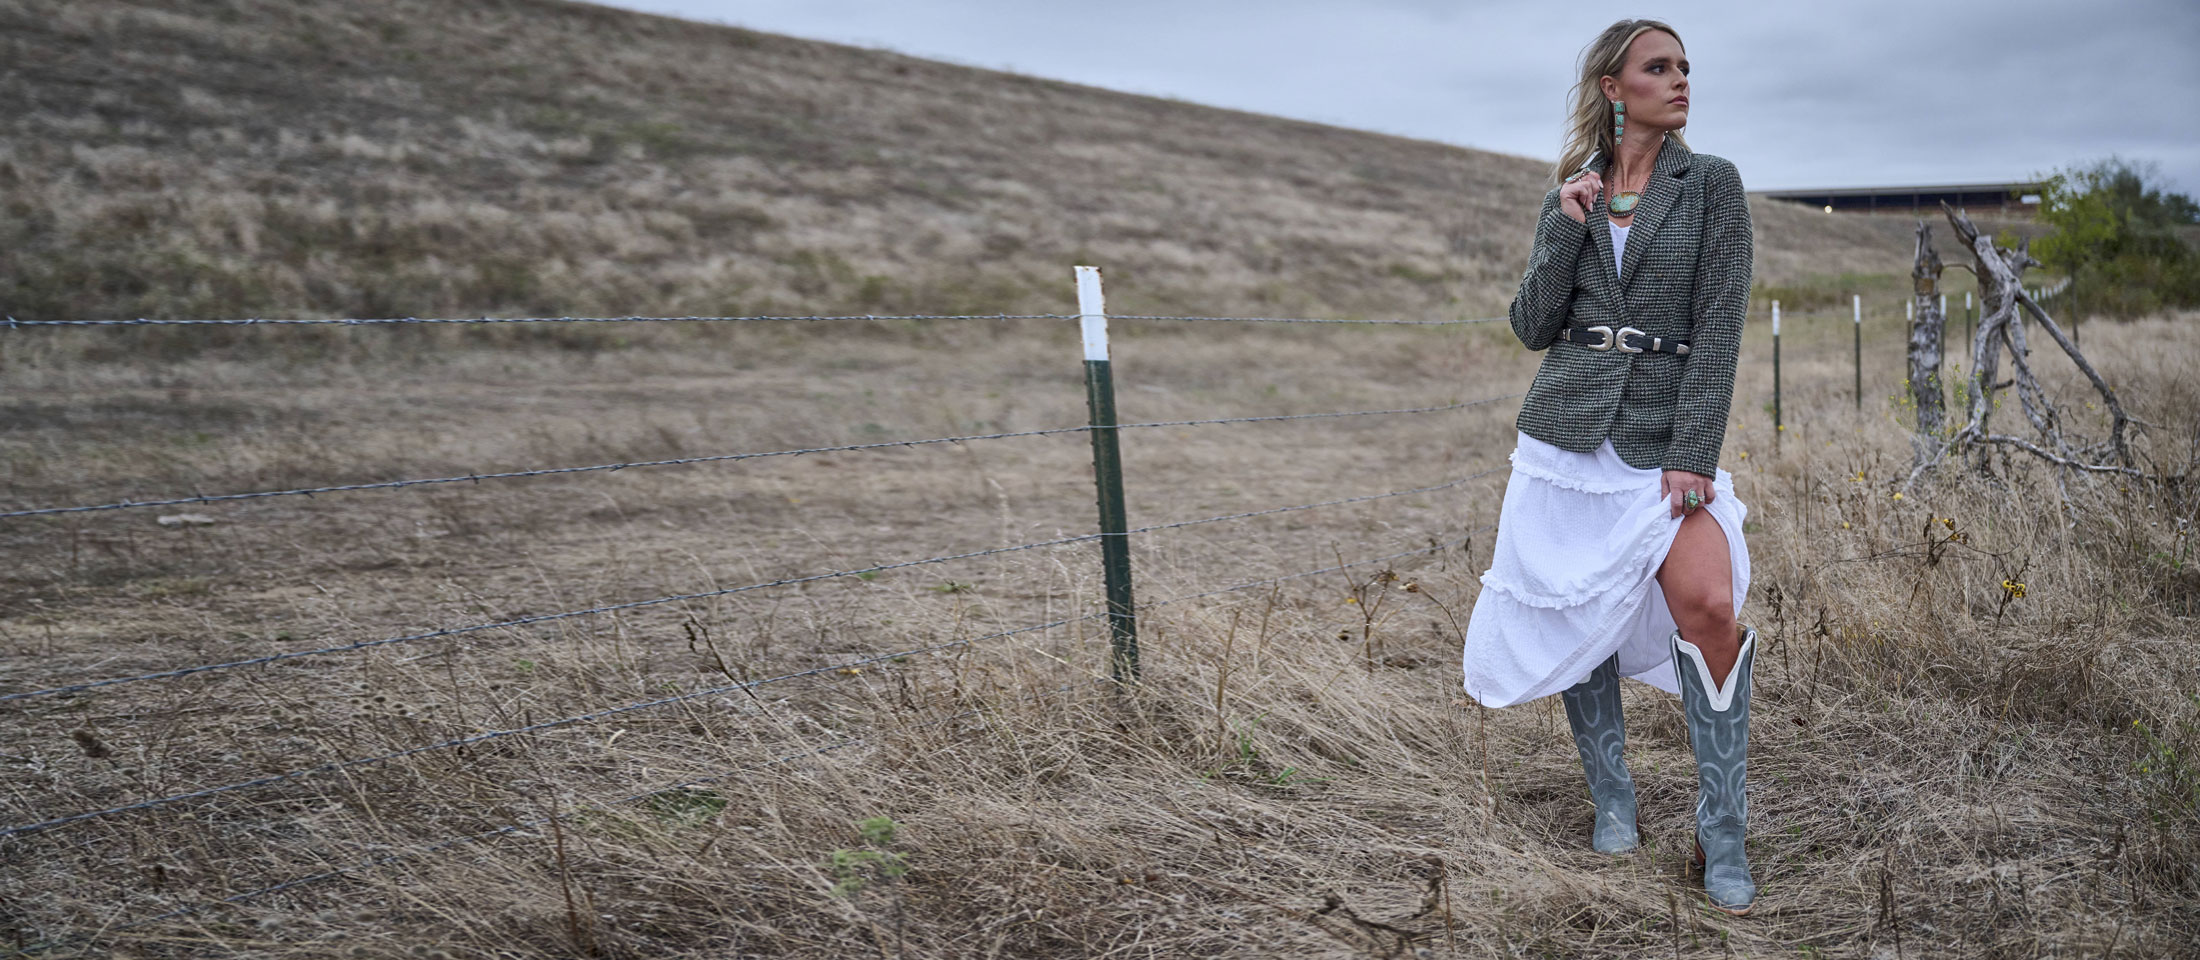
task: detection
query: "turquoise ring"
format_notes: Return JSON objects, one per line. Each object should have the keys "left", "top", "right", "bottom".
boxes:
{"left": 1683, "top": 489, "right": 1703, "bottom": 512}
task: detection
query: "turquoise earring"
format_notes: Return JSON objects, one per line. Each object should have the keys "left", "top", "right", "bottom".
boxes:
{"left": 1610, "top": 100, "right": 1641, "bottom": 215}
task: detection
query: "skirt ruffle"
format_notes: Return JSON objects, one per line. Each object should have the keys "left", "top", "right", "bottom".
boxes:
{"left": 1460, "top": 430, "right": 1750, "bottom": 708}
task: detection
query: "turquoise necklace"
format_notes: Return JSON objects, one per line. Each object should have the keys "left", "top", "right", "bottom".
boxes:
{"left": 1608, "top": 100, "right": 1645, "bottom": 215}
{"left": 1608, "top": 155, "right": 1647, "bottom": 215}
{"left": 1610, "top": 178, "right": 1644, "bottom": 216}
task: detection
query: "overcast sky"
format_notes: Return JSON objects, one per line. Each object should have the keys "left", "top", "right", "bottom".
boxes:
{"left": 596, "top": 0, "right": 2200, "bottom": 196}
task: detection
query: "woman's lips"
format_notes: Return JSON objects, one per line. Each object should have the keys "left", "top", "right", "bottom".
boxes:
{"left": 1671, "top": 98, "right": 1689, "bottom": 105}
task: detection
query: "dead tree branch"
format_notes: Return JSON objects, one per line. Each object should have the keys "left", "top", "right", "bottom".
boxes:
{"left": 1900, "top": 201, "right": 2162, "bottom": 503}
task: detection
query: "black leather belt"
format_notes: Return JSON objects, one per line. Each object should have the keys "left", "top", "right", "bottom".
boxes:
{"left": 1559, "top": 324, "right": 1691, "bottom": 355}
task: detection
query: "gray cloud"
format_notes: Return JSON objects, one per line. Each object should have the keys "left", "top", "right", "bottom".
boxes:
{"left": 597, "top": 0, "right": 2200, "bottom": 194}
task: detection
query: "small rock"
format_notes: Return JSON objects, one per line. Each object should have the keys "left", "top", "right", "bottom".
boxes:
{"left": 156, "top": 514, "right": 217, "bottom": 527}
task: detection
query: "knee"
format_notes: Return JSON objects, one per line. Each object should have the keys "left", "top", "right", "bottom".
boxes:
{"left": 1667, "top": 582, "right": 1734, "bottom": 631}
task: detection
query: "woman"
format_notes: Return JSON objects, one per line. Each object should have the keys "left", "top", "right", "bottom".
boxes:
{"left": 1458, "top": 19, "right": 1761, "bottom": 916}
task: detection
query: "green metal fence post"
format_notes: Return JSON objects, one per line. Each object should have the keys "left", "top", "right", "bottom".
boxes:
{"left": 1853, "top": 293, "right": 1862, "bottom": 412}
{"left": 1771, "top": 300, "right": 1782, "bottom": 449}
{"left": 1964, "top": 290, "right": 1973, "bottom": 356}
{"left": 1075, "top": 265, "right": 1138, "bottom": 685}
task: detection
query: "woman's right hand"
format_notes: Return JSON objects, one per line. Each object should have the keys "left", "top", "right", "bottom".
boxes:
{"left": 1559, "top": 170, "right": 1603, "bottom": 224}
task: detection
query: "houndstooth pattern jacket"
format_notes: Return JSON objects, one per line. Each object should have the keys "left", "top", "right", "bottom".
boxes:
{"left": 1506, "top": 133, "right": 1753, "bottom": 480}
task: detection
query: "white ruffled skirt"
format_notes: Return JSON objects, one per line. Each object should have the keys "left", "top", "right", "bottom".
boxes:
{"left": 1460, "top": 429, "right": 1750, "bottom": 708}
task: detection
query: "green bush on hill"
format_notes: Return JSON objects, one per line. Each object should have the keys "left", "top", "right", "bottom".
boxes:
{"left": 2027, "top": 155, "right": 2200, "bottom": 319}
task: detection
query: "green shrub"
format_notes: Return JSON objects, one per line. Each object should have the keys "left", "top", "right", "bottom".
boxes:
{"left": 2030, "top": 156, "right": 2200, "bottom": 318}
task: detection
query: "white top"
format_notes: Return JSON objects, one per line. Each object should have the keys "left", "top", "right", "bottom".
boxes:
{"left": 1609, "top": 220, "right": 1631, "bottom": 281}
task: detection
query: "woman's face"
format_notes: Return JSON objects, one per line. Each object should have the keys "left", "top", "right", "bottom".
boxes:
{"left": 1601, "top": 30, "right": 1689, "bottom": 136}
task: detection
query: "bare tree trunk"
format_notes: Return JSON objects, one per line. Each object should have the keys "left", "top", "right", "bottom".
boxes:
{"left": 1901, "top": 201, "right": 2161, "bottom": 502}
{"left": 1906, "top": 220, "right": 1947, "bottom": 469}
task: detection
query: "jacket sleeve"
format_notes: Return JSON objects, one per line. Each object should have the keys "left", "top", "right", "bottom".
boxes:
{"left": 1661, "top": 157, "right": 1753, "bottom": 479}
{"left": 1507, "top": 185, "right": 1589, "bottom": 351}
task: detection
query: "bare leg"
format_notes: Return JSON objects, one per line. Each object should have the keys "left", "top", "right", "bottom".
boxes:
{"left": 1657, "top": 508, "right": 1739, "bottom": 686}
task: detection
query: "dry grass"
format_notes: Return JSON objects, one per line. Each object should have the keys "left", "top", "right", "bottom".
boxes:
{"left": 2, "top": 299, "right": 2196, "bottom": 958}
{"left": 1, "top": 0, "right": 2042, "bottom": 329}
{"left": 2, "top": 1, "right": 2193, "bottom": 956}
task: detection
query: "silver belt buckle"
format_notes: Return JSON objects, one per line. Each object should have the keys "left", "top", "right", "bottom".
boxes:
{"left": 1614, "top": 324, "right": 1646, "bottom": 353}
{"left": 1582, "top": 324, "right": 1615, "bottom": 350}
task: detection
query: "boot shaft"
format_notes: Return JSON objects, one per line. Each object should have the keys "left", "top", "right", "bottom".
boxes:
{"left": 1560, "top": 653, "right": 1633, "bottom": 791}
{"left": 1561, "top": 653, "right": 1640, "bottom": 854}
{"left": 1671, "top": 625, "right": 1755, "bottom": 829}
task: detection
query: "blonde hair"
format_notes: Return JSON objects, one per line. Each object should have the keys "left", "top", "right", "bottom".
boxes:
{"left": 1551, "top": 20, "right": 1691, "bottom": 188}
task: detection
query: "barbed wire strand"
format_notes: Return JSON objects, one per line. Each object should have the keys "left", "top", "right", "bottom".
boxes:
{"left": 1, "top": 529, "right": 1483, "bottom": 954}
{"left": 0, "top": 394, "right": 1520, "bottom": 520}
{"left": 3, "top": 312, "right": 1503, "bottom": 329}
{"left": 0, "top": 676, "right": 1106, "bottom": 958}
{"left": 1, "top": 462, "right": 1508, "bottom": 705}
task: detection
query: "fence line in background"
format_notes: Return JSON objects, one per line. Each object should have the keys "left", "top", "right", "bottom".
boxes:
{"left": 0, "top": 460, "right": 1503, "bottom": 707}
{"left": 4, "top": 473, "right": 1496, "bottom": 841}
{"left": 4, "top": 267, "right": 1517, "bottom": 951}
{"left": 1, "top": 471, "right": 1497, "bottom": 838}
{"left": 1760, "top": 273, "right": 2075, "bottom": 437}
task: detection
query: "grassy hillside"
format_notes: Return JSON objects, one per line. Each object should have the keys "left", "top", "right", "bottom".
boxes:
{"left": 0, "top": 0, "right": 2033, "bottom": 323}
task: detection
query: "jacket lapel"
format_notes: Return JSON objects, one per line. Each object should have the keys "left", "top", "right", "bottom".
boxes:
{"left": 1616, "top": 136, "right": 1694, "bottom": 298}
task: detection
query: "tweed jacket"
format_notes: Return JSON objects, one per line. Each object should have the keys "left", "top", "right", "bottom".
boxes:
{"left": 1507, "top": 134, "right": 1753, "bottom": 480}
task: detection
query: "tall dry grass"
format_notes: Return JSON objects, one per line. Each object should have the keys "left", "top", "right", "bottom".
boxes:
{"left": 2, "top": 298, "right": 2195, "bottom": 957}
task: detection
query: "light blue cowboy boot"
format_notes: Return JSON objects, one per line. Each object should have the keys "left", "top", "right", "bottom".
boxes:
{"left": 1671, "top": 624, "right": 1759, "bottom": 915}
{"left": 1560, "top": 653, "right": 1640, "bottom": 854}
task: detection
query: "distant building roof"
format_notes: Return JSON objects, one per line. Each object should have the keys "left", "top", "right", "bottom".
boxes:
{"left": 1757, "top": 181, "right": 2047, "bottom": 216}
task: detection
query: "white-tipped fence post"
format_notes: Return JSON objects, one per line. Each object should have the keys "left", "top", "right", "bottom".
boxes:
{"left": 1936, "top": 292, "right": 1948, "bottom": 383}
{"left": 1771, "top": 300, "right": 1782, "bottom": 446}
{"left": 1075, "top": 265, "right": 1138, "bottom": 685}
{"left": 1965, "top": 290, "right": 1974, "bottom": 350}
{"left": 1853, "top": 294, "right": 1863, "bottom": 411}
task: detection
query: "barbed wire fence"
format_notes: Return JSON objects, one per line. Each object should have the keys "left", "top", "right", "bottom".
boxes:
{"left": 0, "top": 267, "right": 1523, "bottom": 954}
{"left": 1756, "top": 275, "right": 2074, "bottom": 437}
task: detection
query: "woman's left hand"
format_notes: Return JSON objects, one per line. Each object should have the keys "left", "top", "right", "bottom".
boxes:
{"left": 1662, "top": 469, "right": 1715, "bottom": 519}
